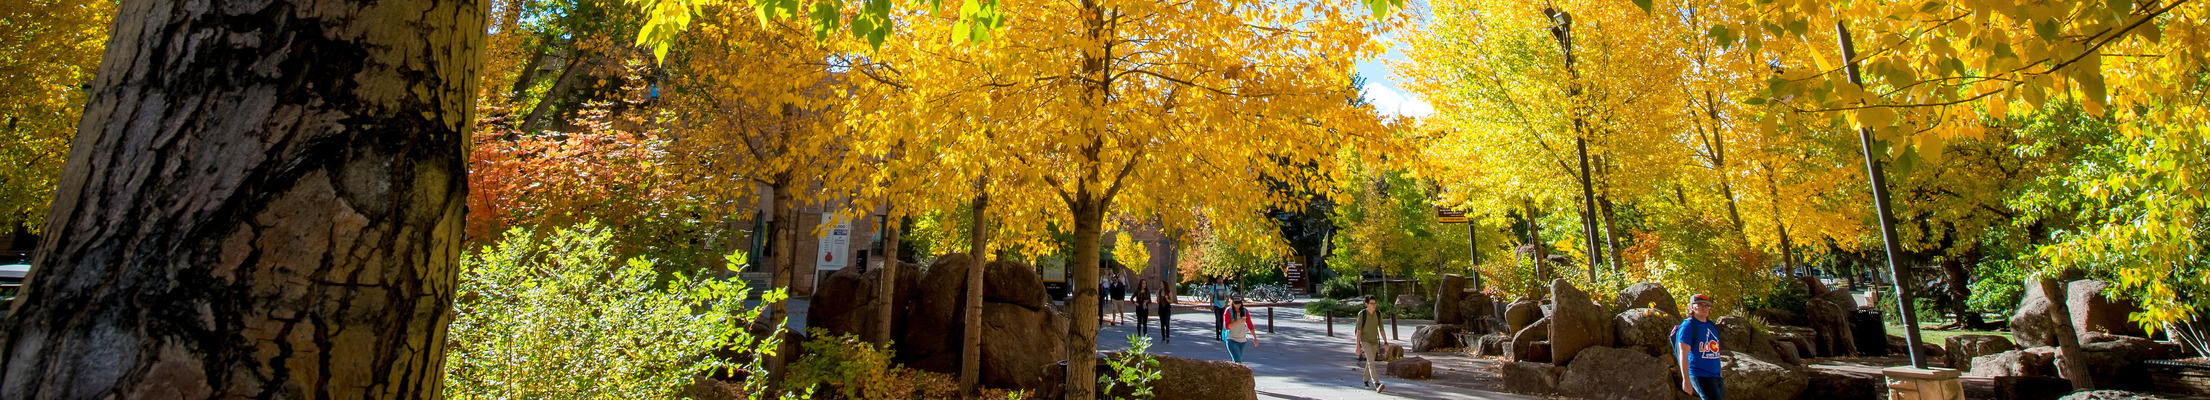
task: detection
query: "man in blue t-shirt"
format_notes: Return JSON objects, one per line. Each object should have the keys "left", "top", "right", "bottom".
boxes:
{"left": 1674, "top": 294, "right": 1724, "bottom": 400}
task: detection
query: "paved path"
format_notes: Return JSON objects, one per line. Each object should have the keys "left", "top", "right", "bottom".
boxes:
{"left": 1096, "top": 300, "right": 1542, "bottom": 400}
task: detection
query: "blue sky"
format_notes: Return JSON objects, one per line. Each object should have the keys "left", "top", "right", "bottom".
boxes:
{"left": 1356, "top": 27, "right": 1435, "bottom": 119}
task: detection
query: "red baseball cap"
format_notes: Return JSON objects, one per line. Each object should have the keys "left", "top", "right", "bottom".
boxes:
{"left": 1690, "top": 294, "right": 1714, "bottom": 305}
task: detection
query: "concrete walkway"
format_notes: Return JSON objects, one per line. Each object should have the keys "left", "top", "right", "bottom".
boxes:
{"left": 1096, "top": 299, "right": 1542, "bottom": 400}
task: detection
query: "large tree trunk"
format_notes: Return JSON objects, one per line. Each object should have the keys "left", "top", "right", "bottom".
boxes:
{"left": 1066, "top": 199, "right": 1104, "bottom": 400}
{"left": 877, "top": 214, "right": 901, "bottom": 345}
{"left": 960, "top": 184, "right": 988, "bottom": 398}
{"left": 0, "top": 0, "right": 483, "bottom": 395}
{"left": 2039, "top": 278, "right": 2096, "bottom": 390}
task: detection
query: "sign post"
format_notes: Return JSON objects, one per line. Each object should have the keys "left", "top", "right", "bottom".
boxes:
{"left": 1436, "top": 207, "right": 1480, "bottom": 290}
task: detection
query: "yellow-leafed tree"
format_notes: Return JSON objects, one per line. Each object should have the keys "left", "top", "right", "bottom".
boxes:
{"left": 833, "top": 0, "right": 1405, "bottom": 397}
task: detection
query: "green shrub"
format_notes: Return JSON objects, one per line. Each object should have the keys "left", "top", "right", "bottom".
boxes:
{"left": 1304, "top": 298, "right": 1368, "bottom": 318}
{"left": 1321, "top": 275, "right": 1362, "bottom": 299}
{"left": 1744, "top": 276, "right": 1809, "bottom": 314}
{"left": 1101, "top": 335, "right": 1161, "bottom": 400}
{"left": 444, "top": 222, "right": 785, "bottom": 400}
{"left": 785, "top": 328, "right": 958, "bottom": 399}
{"left": 1967, "top": 259, "right": 2028, "bottom": 315}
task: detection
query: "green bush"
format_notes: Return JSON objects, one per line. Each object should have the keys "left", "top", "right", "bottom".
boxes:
{"left": 784, "top": 328, "right": 958, "bottom": 400}
{"left": 1321, "top": 275, "right": 1362, "bottom": 299}
{"left": 1304, "top": 298, "right": 1367, "bottom": 318}
{"left": 1744, "top": 276, "right": 1810, "bottom": 314}
{"left": 444, "top": 222, "right": 785, "bottom": 400}
{"left": 1101, "top": 335, "right": 1161, "bottom": 400}
{"left": 1968, "top": 259, "right": 2028, "bottom": 315}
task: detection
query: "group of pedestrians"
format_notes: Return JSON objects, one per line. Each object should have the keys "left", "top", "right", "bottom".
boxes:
{"left": 1100, "top": 274, "right": 1735, "bottom": 399}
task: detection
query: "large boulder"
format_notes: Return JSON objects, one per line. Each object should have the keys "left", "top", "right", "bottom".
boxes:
{"left": 1395, "top": 294, "right": 1422, "bottom": 310}
{"left": 1506, "top": 297, "right": 1545, "bottom": 333}
{"left": 1716, "top": 315, "right": 1789, "bottom": 365}
{"left": 2061, "top": 334, "right": 2167, "bottom": 390}
{"left": 1460, "top": 295, "right": 1496, "bottom": 328}
{"left": 1558, "top": 346, "right": 1674, "bottom": 400}
{"left": 1943, "top": 334, "right": 2019, "bottom": 371}
{"left": 1549, "top": 279, "right": 1617, "bottom": 365}
{"left": 1805, "top": 289, "right": 1859, "bottom": 357}
{"left": 1472, "top": 333, "right": 1510, "bottom": 358}
{"left": 1142, "top": 354, "right": 1258, "bottom": 400}
{"left": 2015, "top": 282, "right": 2063, "bottom": 348}
{"left": 1615, "top": 308, "right": 1683, "bottom": 358}
{"left": 1409, "top": 324, "right": 1465, "bottom": 352}
{"left": 2068, "top": 281, "right": 2147, "bottom": 338}
{"left": 1996, "top": 376, "right": 2074, "bottom": 400}
{"left": 1795, "top": 369, "right": 1878, "bottom": 400}
{"left": 1755, "top": 308, "right": 1808, "bottom": 328}
{"left": 1885, "top": 334, "right": 1948, "bottom": 361}
{"left": 2016, "top": 280, "right": 2150, "bottom": 348}
{"left": 1849, "top": 310, "right": 1889, "bottom": 357}
{"left": 896, "top": 255, "right": 1068, "bottom": 395}
{"left": 1387, "top": 356, "right": 1433, "bottom": 379}
{"left": 809, "top": 261, "right": 925, "bottom": 341}
{"left": 1615, "top": 282, "right": 1679, "bottom": 317}
{"left": 1967, "top": 348, "right": 2057, "bottom": 378}
{"left": 1798, "top": 276, "right": 1831, "bottom": 297}
{"left": 1438, "top": 274, "right": 1466, "bottom": 325}
{"left": 1501, "top": 361, "right": 1561, "bottom": 395}
{"left": 1722, "top": 351, "right": 1809, "bottom": 400}
{"left": 1511, "top": 317, "right": 1551, "bottom": 362}
{"left": 2058, "top": 391, "right": 2172, "bottom": 400}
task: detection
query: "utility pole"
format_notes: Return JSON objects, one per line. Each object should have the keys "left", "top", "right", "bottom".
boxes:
{"left": 1545, "top": 7, "right": 1603, "bottom": 281}
{"left": 1837, "top": 22, "right": 1927, "bottom": 369}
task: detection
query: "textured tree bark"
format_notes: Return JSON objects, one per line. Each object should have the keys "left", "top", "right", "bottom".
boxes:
{"left": 1066, "top": 200, "right": 1103, "bottom": 400}
{"left": 877, "top": 214, "right": 900, "bottom": 345}
{"left": 767, "top": 184, "right": 796, "bottom": 387}
{"left": 0, "top": 0, "right": 484, "bottom": 395}
{"left": 960, "top": 183, "right": 987, "bottom": 399}
{"left": 2039, "top": 278, "right": 2096, "bottom": 390}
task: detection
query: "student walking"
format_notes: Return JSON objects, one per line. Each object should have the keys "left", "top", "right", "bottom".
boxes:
{"left": 1210, "top": 277, "right": 1229, "bottom": 341}
{"left": 1156, "top": 284, "right": 1173, "bottom": 343}
{"left": 1676, "top": 294, "right": 1725, "bottom": 400}
{"left": 1134, "top": 280, "right": 1153, "bottom": 336}
{"left": 1223, "top": 299, "right": 1259, "bottom": 363}
{"left": 1353, "top": 296, "right": 1390, "bottom": 392}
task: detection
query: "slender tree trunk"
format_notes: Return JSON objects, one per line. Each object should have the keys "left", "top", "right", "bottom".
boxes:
{"left": 1703, "top": 90, "right": 1746, "bottom": 240}
{"left": 2039, "top": 278, "right": 2096, "bottom": 390}
{"left": 1575, "top": 136, "right": 1601, "bottom": 281}
{"left": 1769, "top": 177, "right": 1799, "bottom": 275}
{"left": 768, "top": 184, "right": 796, "bottom": 387}
{"left": 1598, "top": 193, "right": 1623, "bottom": 273}
{"left": 1523, "top": 204, "right": 1550, "bottom": 283}
{"left": 961, "top": 183, "right": 989, "bottom": 398}
{"left": 0, "top": 0, "right": 483, "bottom": 395}
{"left": 519, "top": 53, "right": 586, "bottom": 133}
{"left": 878, "top": 214, "right": 901, "bottom": 345}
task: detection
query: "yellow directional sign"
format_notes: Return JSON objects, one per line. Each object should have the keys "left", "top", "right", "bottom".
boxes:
{"left": 1438, "top": 216, "right": 1468, "bottom": 224}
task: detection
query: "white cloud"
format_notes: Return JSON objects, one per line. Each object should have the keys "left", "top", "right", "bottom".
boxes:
{"left": 1364, "top": 82, "right": 1434, "bottom": 118}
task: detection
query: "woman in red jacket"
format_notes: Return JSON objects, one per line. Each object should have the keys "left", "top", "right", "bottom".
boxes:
{"left": 1223, "top": 299, "right": 1260, "bottom": 363}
